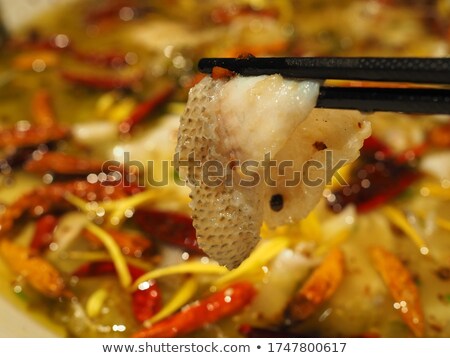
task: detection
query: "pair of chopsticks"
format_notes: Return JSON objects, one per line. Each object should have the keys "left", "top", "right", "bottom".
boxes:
{"left": 198, "top": 57, "right": 450, "bottom": 115}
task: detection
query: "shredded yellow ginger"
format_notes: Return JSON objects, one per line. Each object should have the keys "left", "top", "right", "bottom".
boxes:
{"left": 144, "top": 277, "right": 198, "bottom": 326}
{"left": 86, "top": 287, "right": 109, "bottom": 318}
{"left": 261, "top": 210, "right": 322, "bottom": 242}
{"left": 66, "top": 184, "right": 189, "bottom": 227}
{"left": 66, "top": 251, "right": 154, "bottom": 272}
{"left": 421, "top": 182, "right": 450, "bottom": 200}
{"left": 131, "top": 237, "right": 291, "bottom": 292}
{"left": 66, "top": 189, "right": 164, "bottom": 226}
{"left": 95, "top": 92, "right": 136, "bottom": 123}
{"left": 132, "top": 262, "right": 227, "bottom": 291}
{"left": 261, "top": 209, "right": 353, "bottom": 258}
{"left": 314, "top": 228, "right": 350, "bottom": 257}
{"left": 85, "top": 222, "right": 132, "bottom": 288}
{"left": 214, "top": 237, "right": 290, "bottom": 286}
{"left": 382, "top": 206, "right": 428, "bottom": 253}
{"left": 436, "top": 216, "right": 450, "bottom": 231}
{"left": 413, "top": 209, "right": 450, "bottom": 233}
{"left": 129, "top": 237, "right": 290, "bottom": 328}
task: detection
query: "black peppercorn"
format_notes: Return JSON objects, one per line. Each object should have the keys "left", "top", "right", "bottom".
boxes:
{"left": 270, "top": 194, "right": 284, "bottom": 212}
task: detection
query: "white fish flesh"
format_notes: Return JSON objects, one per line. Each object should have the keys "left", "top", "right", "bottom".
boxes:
{"left": 175, "top": 75, "right": 371, "bottom": 269}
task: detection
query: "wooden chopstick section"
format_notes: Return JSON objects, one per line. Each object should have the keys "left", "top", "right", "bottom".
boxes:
{"left": 198, "top": 57, "right": 450, "bottom": 84}
{"left": 317, "top": 87, "right": 450, "bottom": 114}
{"left": 198, "top": 57, "right": 450, "bottom": 114}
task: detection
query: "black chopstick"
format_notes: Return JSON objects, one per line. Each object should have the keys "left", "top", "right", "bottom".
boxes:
{"left": 317, "top": 87, "right": 450, "bottom": 114}
{"left": 198, "top": 57, "right": 450, "bottom": 84}
{"left": 198, "top": 57, "right": 450, "bottom": 114}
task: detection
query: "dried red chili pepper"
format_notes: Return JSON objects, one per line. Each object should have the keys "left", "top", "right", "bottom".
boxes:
{"left": 132, "top": 281, "right": 256, "bottom": 338}
{"left": 24, "top": 151, "right": 104, "bottom": 175}
{"left": 70, "top": 49, "right": 127, "bottom": 68}
{"left": 72, "top": 261, "right": 118, "bottom": 278}
{"left": 287, "top": 248, "right": 344, "bottom": 322}
{"left": 395, "top": 143, "right": 428, "bottom": 165}
{"left": 118, "top": 84, "right": 175, "bottom": 133}
{"left": 210, "top": 5, "right": 279, "bottom": 25}
{"left": 361, "top": 136, "right": 427, "bottom": 165}
{"left": 31, "top": 89, "right": 57, "bottom": 127}
{"left": 134, "top": 209, "right": 203, "bottom": 254}
{"left": 83, "top": 228, "right": 152, "bottom": 257}
{"left": 0, "top": 240, "right": 65, "bottom": 298}
{"left": 211, "top": 66, "right": 236, "bottom": 80}
{"left": 359, "top": 136, "right": 391, "bottom": 158}
{"left": 61, "top": 71, "right": 141, "bottom": 90}
{"left": 132, "top": 280, "right": 161, "bottom": 323}
{"left": 0, "top": 180, "right": 131, "bottom": 235}
{"left": 0, "top": 124, "right": 69, "bottom": 149}
{"left": 72, "top": 261, "right": 143, "bottom": 281}
{"left": 328, "top": 136, "right": 421, "bottom": 213}
{"left": 0, "top": 91, "right": 62, "bottom": 167}
{"left": 30, "top": 215, "right": 58, "bottom": 252}
{"left": 2, "top": 147, "right": 37, "bottom": 169}
{"left": 328, "top": 161, "right": 420, "bottom": 214}
{"left": 428, "top": 123, "right": 450, "bottom": 148}
{"left": 72, "top": 261, "right": 161, "bottom": 323}
{"left": 7, "top": 33, "right": 70, "bottom": 52}
{"left": 85, "top": 0, "right": 147, "bottom": 24}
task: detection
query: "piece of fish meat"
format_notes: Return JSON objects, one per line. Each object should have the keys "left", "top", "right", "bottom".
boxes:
{"left": 175, "top": 75, "right": 371, "bottom": 269}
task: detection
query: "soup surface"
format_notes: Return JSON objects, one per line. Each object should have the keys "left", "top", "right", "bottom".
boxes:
{"left": 0, "top": 0, "right": 449, "bottom": 338}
